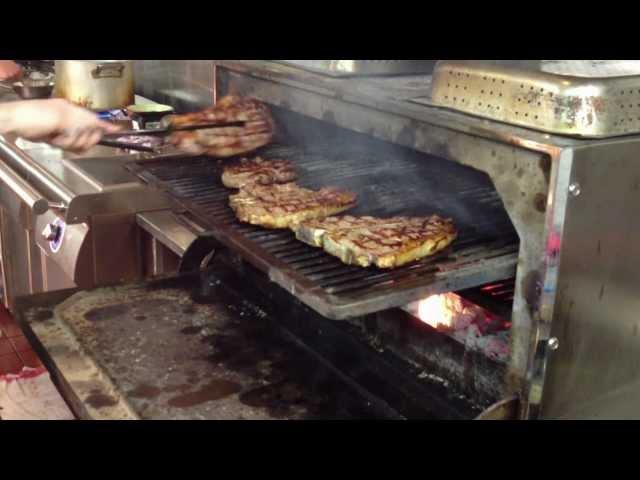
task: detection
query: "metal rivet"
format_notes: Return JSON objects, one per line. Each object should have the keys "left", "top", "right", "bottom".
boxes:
{"left": 548, "top": 337, "right": 560, "bottom": 350}
{"left": 569, "top": 182, "right": 581, "bottom": 196}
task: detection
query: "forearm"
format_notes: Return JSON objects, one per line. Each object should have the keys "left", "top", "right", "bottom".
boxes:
{"left": 0, "top": 102, "right": 21, "bottom": 135}
{"left": 0, "top": 99, "right": 65, "bottom": 139}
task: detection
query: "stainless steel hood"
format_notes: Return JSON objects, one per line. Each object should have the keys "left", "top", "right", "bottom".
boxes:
{"left": 275, "top": 60, "right": 437, "bottom": 77}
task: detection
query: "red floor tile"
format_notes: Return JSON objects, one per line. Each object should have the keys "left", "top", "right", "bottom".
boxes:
{"left": 10, "top": 335, "right": 31, "bottom": 353}
{"left": 0, "top": 312, "right": 12, "bottom": 328}
{"left": 1, "top": 321, "right": 23, "bottom": 338}
{"left": 0, "top": 307, "right": 24, "bottom": 338}
{"left": 0, "top": 338, "right": 13, "bottom": 356}
{"left": 0, "top": 306, "right": 13, "bottom": 325}
{"left": 0, "top": 352, "right": 23, "bottom": 375}
{"left": 0, "top": 308, "right": 46, "bottom": 373}
{"left": 18, "top": 349, "right": 43, "bottom": 369}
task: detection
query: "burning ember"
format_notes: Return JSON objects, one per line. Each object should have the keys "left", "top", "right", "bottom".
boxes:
{"left": 404, "top": 292, "right": 511, "bottom": 362}
{"left": 416, "top": 294, "right": 470, "bottom": 331}
{"left": 414, "top": 293, "right": 481, "bottom": 332}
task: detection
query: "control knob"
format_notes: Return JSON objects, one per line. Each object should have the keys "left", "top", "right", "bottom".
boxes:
{"left": 42, "top": 223, "right": 61, "bottom": 242}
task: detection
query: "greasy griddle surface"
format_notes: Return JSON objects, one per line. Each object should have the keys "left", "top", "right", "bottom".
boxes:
{"left": 21, "top": 276, "right": 376, "bottom": 420}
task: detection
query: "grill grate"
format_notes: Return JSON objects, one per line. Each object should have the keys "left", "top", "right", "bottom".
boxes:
{"left": 127, "top": 143, "right": 519, "bottom": 320}
{"left": 458, "top": 279, "right": 516, "bottom": 321}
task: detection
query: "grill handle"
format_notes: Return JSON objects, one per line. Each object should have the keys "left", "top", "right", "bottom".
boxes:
{"left": 0, "top": 159, "right": 49, "bottom": 215}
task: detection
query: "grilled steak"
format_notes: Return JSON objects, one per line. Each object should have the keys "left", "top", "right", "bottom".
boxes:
{"left": 166, "top": 96, "right": 275, "bottom": 158}
{"left": 229, "top": 183, "right": 357, "bottom": 229}
{"left": 293, "top": 215, "right": 457, "bottom": 268}
{"left": 222, "top": 157, "right": 297, "bottom": 189}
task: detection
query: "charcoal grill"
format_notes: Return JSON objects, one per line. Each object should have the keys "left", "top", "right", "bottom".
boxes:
{"left": 126, "top": 142, "right": 518, "bottom": 320}
{"left": 8, "top": 60, "right": 640, "bottom": 420}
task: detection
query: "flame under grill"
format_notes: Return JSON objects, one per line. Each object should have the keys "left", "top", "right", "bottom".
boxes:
{"left": 127, "top": 143, "right": 519, "bottom": 319}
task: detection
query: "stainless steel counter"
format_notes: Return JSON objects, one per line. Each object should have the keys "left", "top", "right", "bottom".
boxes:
{"left": 0, "top": 94, "right": 187, "bottom": 310}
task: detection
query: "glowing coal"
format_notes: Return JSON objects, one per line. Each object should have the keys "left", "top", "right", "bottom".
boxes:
{"left": 403, "top": 292, "right": 511, "bottom": 362}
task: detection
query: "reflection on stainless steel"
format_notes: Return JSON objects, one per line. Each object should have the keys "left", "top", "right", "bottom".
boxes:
{"left": 0, "top": 159, "right": 49, "bottom": 214}
{"left": 431, "top": 60, "right": 640, "bottom": 138}
{"left": 62, "top": 157, "right": 140, "bottom": 190}
{"left": 535, "top": 140, "right": 640, "bottom": 419}
{"left": 136, "top": 210, "right": 198, "bottom": 257}
{"left": 276, "top": 60, "right": 437, "bottom": 77}
{"left": 0, "top": 136, "right": 75, "bottom": 205}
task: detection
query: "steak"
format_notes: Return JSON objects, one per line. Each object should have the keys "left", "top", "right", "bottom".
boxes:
{"left": 293, "top": 215, "right": 457, "bottom": 268}
{"left": 166, "top": 96, "right": 275, "bottom": 158}
{"left": 229, "top": 183, "right": 357, "bottom": 229}
{"left": 222, "top": 157, "right": 297, "bottom": 189}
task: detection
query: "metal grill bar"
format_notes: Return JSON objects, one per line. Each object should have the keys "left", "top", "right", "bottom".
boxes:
{"left": 127, "top": 143, "right": 518, "bottom": 319}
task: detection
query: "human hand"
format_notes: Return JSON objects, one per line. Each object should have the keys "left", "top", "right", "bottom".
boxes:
{"left": 0, "top": 61, "right": 22, "bottom": 81}
{"left": 0, "top": 99, "right": 122, "bottom": 151}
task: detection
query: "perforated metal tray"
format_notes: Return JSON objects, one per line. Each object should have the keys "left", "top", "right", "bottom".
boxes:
{"left": 430, "top": 60, "right": 640, "bottom": 138}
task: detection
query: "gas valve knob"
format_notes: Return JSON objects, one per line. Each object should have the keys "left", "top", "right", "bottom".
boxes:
{"left": 42, "top": 223, "right": 61, "bottom": 242}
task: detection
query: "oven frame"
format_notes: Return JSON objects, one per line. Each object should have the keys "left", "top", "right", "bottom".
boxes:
{"left": 212, "top": 60, "right": 640, "bottom": 420}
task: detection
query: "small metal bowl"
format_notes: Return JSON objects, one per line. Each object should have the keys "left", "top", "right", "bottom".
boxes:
{"left": 12, "top": 81, "right": 55, "bottom": 99}
{"left": 126, "top": 103, "right": 175, "bottom": 129}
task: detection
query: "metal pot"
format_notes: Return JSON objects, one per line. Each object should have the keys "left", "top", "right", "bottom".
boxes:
{"left": 54, "top": 60, "right": 135, "bottom": 110}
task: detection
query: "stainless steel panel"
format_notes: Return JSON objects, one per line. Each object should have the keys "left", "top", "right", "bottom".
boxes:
{"left": 136, "top": 210, "right": 198, "bottom": 257}
{"left": 90, "top": 213, "right": 142, "bottom": 285}
{"left": 34, "top": 211, "right": 92, "bottom": 287}
{"left": 0, "top": 137, "right": 172, "bottom": 225}
{"left": 0, "top": 160, "right": 48, "bottom": 214}
{"left": 0, "top": 207, "right": 32, "bottom": 308}
{"left": 276, "top": 60, "right": 437, "bottom": 77}
{"left": 538, "top": 138, "right": 640, "bottom": 419}
{"left": 133, "top": 60, "right": 214, "bottom": 110}
{"left": 40, "top": 251, "right": 75, "bottom": 292}
{"left": 0, "top": 136, "right": 76, "bottom": 205}
{"left": 62, "top": 157, "right": 140, "bottom": 189}
{"left": 64, "top": 186, "right": 172, "bottom": 225}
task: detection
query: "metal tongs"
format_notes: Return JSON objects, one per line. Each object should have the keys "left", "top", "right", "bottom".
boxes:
{"left": 98, "top": 121, "right": 246, "bottom": 152}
